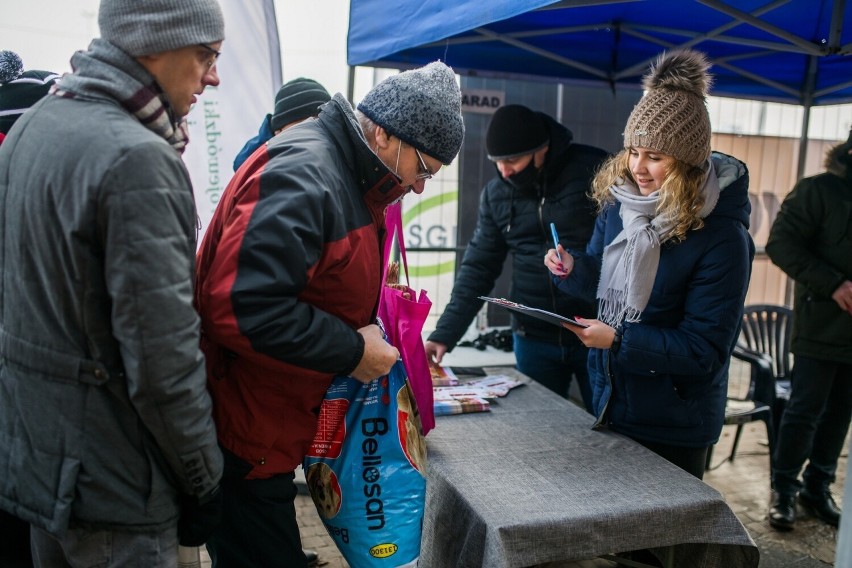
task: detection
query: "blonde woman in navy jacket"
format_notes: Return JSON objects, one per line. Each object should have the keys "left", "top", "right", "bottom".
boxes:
{"left": 545, "top": 49, "right": 754, "bottom": 479}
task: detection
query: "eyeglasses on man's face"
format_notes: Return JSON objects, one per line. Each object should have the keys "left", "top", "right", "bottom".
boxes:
{"left": 198, "top": 43, "right": 221, "bottom": 69}
{"left": 414, "top": 148, "right": 433, "bottom": 181}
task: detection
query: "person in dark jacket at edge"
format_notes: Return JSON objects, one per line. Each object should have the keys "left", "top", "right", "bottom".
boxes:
{"left": 0, "top": 0, "right": 226, "bottom": 566}
{"left": 545, "top": 48, "right": 755, "bottom": 566}
{"left": 0, "top": 49, "right": 59, "bottom": 568}
{"left": 194, "top": 61, "right": 465, "bottom": 568}
{"left": 765, "top": 131, "right": 852, "bottom": 532}
{"left": 425, "top": 104, "right": 607, "bottom": 412}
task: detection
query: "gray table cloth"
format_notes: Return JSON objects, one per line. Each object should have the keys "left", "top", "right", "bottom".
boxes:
{"left": 420, "top": 368, "right": 759, "bottom": 568}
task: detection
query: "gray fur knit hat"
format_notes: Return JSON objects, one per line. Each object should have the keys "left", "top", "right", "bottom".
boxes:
{"left": 623, "top": 49, "right": 713, "bottom": 167}
{"left": 98, "top": 0, "right": 225, "bottom": 57}
{"left": 357, "top": 61, "right": 464, "bottom": 165}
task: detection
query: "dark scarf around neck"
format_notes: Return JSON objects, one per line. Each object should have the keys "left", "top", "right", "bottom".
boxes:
{"left": 53, "top": 39, "right": 189, "bottom": 154}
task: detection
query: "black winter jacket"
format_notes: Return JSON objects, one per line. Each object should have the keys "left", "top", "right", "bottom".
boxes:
{"left": 766, "top": 143, "right": 852, "bottom": 364}
{"left": 428, "top": 114, "right": 607, "bottom": 349}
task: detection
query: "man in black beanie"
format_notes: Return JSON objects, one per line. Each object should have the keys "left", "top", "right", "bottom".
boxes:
{"left": 232, "top": 77, "right": 330, "bottom": 171}
{"left": 426, "top": 104, "right": 608, "bottom": 411}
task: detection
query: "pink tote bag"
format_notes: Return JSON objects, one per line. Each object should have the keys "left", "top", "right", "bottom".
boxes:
{"left": 378, "top": 203, "right": 435, "bottom": 434}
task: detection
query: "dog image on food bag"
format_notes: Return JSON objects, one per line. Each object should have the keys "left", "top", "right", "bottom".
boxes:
{"left": 306, "top": 462, "right": 342, "bottom": 519}
{"left": 397, "top": 384, "right": 426, "bottom": 473}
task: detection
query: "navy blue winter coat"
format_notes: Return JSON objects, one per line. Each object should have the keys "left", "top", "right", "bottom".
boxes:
{"left": 556, "top": 153, "right": 755, "bottom": 447}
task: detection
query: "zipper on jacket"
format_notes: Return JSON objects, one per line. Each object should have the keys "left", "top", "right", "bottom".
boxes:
{"left": 373, "top": 225, "right": 387, "bottom": 324}
{"left": 539, "top": 195, "right": 564, "bottom": 349}
{"left": 591, "top": 350, "right": 614, "bottom": 429}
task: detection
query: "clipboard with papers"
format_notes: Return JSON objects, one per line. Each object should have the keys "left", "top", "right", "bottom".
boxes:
{"left": 479, "top": 296, "right": 589, "bottom": 328}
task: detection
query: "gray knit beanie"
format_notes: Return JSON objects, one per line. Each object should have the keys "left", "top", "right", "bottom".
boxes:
{"left": 357, "top": 61, "right": 464, "bottom": 165}
{"left": 623, "top": 49, "right": 713, "bottom": 167}
{"left": 98, "top": 0, "right": 225, "bottom": 57}
{"left": 270, "top": 78, "right": 331, "bottom": 132}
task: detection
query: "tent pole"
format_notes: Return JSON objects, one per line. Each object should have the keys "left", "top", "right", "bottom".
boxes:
{"left": 787, "top": 54, "right": 818, "bottom": 307}
{"left": 787, "top": 100, "right": 812, "bottom": 307}
{"left": 795, "top": 55, "right": 818, "bottom": 181}
{"left": 556, "top": 83, "right": 564, "bottom": 123}
{"left": 347, "top": 65, "right": 355, "bottom": 104}
{"left": 796, "top": 104, "right": 812, "bottom": 182}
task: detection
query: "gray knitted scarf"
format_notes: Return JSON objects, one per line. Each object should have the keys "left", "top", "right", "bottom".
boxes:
{"left": 52, "top": 39, "right": 189, "bottom": 153}
{"left": 597, "top": 162, "right": 721, "bottom": 327}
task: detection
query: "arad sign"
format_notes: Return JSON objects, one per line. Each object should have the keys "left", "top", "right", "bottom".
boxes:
{"left": 461, "top": 89, "right": 504, "bottom": 115}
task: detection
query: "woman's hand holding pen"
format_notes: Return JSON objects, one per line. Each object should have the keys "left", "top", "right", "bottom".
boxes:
{"left": 544, "top": 244, "right": 574, "bottom": 279}
{"left": 545, "top": 222, "right": 613, "bottom": 347}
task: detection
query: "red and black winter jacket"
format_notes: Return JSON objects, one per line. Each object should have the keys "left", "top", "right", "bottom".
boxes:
{"left": 195, "top": 94, "right": 405, "bottom": 478}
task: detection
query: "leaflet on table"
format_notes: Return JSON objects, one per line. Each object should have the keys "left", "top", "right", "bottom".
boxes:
{"left": 465, "top": 375, "right": 525, "bottom": 397}
{"left": 433, "top": 396, "right": 490, "bottom": 416}
{"left": 433, "top": 376, "right": 525, "bottom": 400}
{"left": 430, "top": 364, "right": 458, "bottom": 386}
{"left": 479, "top": 296, "right": 589, "bottom": 328}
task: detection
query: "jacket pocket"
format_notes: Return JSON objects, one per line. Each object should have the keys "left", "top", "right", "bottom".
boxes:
{"left": 622, "top": 375, "right": 703, "bottom": 429}
{"left": 798, "top": 295, "right": 852, "bottom": 350}
{"left": 0, "top": 444, "right": 80, "bottom": 536}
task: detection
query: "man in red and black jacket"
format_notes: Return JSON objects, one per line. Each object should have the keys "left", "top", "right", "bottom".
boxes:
{"left": 194, "top": 61, "right": 465, "bottom": 568}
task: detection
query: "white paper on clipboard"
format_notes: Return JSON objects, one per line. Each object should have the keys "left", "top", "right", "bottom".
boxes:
{"left": 479, "top": 296, "right": 589, "bottom": 328}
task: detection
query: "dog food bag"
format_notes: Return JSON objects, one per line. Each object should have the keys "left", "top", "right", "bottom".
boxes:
{"left": 304, "top": 360, "right": 427, "bottom": 567}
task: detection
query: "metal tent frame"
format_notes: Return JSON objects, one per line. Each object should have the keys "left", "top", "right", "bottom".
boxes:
{"left": 348, "top": 0, "right": 852, "bottom": 178}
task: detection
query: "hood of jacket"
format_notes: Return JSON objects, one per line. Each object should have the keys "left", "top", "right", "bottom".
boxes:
{"left": 825, "top": 139, "right": 852, "bottom": 181}
{"left": 540, "top": 113, "right": 575, "bottom": 186}
{"left": 317, "top": 93, "right": 407, "bottom": 208}
{"left": 707, "top": 152, "right": 750, "bottom": 230}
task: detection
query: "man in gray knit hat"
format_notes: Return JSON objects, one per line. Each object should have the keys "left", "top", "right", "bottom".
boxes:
{"left": 194, "top": 61, "right": 464, "bottom": 568}
{"left": 0, "top": 1, "right": 225, "bottom": 566}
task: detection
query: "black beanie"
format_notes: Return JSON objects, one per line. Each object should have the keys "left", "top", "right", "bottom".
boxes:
{"left": 270, "top": 78, "right": 331, "bottom": 132}
{"left": 0, "top": 51, "right": 60, "bottom": 135}
{"left": 486, "top": 104, "right": 549, "bottom": 161}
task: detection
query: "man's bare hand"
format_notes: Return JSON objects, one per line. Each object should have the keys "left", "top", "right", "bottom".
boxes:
{"left": 425, "top": 340, "right": 448, "bottom": 366}
{"left": 349, "top": 324, "right": 399, "bottom": 383}
{"left": 831, "top": 279, "right": 852, "bottom": 315}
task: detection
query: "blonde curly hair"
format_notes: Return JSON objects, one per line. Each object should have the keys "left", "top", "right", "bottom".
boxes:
{"left": 590, "top": 149, "right": 708, "bottom": 243}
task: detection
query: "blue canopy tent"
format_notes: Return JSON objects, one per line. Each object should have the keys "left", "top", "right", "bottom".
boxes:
{"left": 348, "top": 0, "right": 852, "bottom": 176}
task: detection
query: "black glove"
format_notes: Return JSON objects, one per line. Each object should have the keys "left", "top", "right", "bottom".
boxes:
{"left": 177, "top": 486, "right": 223, "bottom": 547}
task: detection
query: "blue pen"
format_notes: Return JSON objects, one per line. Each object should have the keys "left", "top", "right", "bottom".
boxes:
{"left": 550, "top": 222, "right": 560, "bottom": 250}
